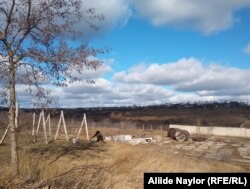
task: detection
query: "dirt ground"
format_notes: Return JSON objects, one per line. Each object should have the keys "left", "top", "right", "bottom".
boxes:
{"left": 148, "top": 134, "right": 250, "bottom": 170}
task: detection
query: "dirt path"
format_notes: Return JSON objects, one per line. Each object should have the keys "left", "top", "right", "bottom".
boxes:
{"left": 152, "top": 135, "right": 250, "bottom": 170}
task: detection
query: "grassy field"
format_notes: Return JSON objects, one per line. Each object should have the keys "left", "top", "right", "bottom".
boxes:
{"left": 0, "top": 127, "right": 246, "bottom": 189}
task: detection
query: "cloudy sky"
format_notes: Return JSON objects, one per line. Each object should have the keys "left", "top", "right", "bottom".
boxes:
{"left": 18, "top": 0, "right": 250, "bottom": 107}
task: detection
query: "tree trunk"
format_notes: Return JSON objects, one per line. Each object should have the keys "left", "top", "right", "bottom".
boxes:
{"left": 8, "top": 57, "right": 19, "bottom": 176}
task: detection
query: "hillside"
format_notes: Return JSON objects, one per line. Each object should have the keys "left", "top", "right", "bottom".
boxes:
{"left": 1, "top": 101, "right": 250, "bottom": 129}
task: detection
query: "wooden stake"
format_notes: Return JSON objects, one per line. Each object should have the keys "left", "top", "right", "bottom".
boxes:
{"left": 76, "top": 115, "right": 84, "bottom": 140}
{"left": 84, "top": 114, "right": 89, "bottom": 141}
{"left": 0, "top": 102, "right": 20, "bottom": 144}
{"left": 0, "top": 126, "right": 9, "bottom": 145}
{"left": 35, "top": 110, "right": 48, "bottom": 144}
{"left": 55, "top": 114, "right": 62, "bottom": 140}
{"left": 61, "top": 111, "right": 69, "bottom": 141}
{"left": 42, "top": 110, "right": 48, "bottom": 144}
{"left": 36, "top": 112, "right": 42, "bottom": 134}
{"left": 55, "top": 111, "right": 69, "bottom": 141}
{"left": 45, "top": 114, "right": 51, "bottom": 136}
{"left": 32, "top": 113, "right": 35, "bottom": 136}
{"left": 76, "top": 113, "right": 89, "bottom": 141}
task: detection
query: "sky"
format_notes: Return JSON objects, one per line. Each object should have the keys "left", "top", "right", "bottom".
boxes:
{"left": 18, "top": 0, "right": 250, "bottom": 107}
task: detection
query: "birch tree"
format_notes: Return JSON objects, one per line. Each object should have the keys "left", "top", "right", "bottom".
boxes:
{"left": 0, "top": 0, "right": 104, "bottom": 176}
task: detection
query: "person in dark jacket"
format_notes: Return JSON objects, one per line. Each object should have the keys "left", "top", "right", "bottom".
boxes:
{"left": 91, "top": 130, "right": 105, "bottom": 143}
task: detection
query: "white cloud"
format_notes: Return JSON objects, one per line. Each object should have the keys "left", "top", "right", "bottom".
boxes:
{"left": 10, "top": 59, "right": 114, "bottom": 107}
{"left": 113, "top": 57, "right": 250, "bottom": 97}
{"left": 132, "top": 0, "right": 250, "bottom": 34}
{"left": 243, "top": 43, "right": 250, "bottom": 55}
{"left": 79, "top": 0, "right": 132, "bottom": 39}
{"left": 85, "top": 0, "right": 131, "bottom": 27}
{"left": 10, "top": 56, "right": 250, "bottom": 108}
{"left": 43, "top": 54, "right": 250, "bottom": 107}
{"left": 61, "top": 0, "right": 250, "bottom": 38}
{"left": 49, "top": 79, "right": 174, "bottom": 107}
{"left": 113, "top": 58, "right": 203, "bottom": 84}
{"left": 168, "top": 93, "right": 216, "bottom": 103}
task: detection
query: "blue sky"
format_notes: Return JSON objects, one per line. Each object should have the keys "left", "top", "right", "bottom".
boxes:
{"left": 15, "top": 0, "right": 250, "bottom": 107}
{"left": 92, "top": 9, "right": 250, "bottom": 70}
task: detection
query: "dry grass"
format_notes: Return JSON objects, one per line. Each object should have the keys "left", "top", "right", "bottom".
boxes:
{"left": 0, "top": 126, "right": 247, "bottom": 189}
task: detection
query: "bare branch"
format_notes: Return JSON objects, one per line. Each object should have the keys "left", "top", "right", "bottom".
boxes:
{"left": 1, "top": 0, "right": 105, "bottom": 107}
{"left": 4, "top": 0, "right": 15, "bottom": 35}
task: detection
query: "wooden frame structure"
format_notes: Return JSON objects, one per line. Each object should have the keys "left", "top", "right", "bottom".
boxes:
{"left": 55, "top": 110, "right": 69, "bottom": 141}
{"left": 35, "top": 110, "right": 48, "bottom": 144}
{"left": 1, "top": 108, "right": 89, "bottom": 145}
{"left": 76, "top": 113, "right": 89, "bottom": 141}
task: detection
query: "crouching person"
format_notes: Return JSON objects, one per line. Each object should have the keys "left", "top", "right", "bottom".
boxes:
{"left": 91, "top": 130, "right": 105, "bottom": 143}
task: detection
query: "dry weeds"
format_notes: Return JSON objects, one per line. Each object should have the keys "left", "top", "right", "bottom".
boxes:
{"left": 0, "top": 126, "right": 246, "bottom": 189}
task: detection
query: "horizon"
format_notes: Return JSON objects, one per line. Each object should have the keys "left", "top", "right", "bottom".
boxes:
{"left": 1, "top": 100, "right": 250, "bottom": 110}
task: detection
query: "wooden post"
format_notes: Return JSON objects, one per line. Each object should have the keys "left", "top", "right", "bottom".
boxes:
{"left": 76, "top": 115, "right": 84, "bottom": 140}
{"left": 76, "top": 114, "right": 89, "bottom": 141}
{"left": 36, "top": 112, "right": 42, "bottom": 134}
{"left": 61, "top": 111, "right": 69, "bottom": 141}
{"left": 49, "top": 114, "right": 51, "bottom": 136}
{"left": 42, "top": 110, "right": 48, "bottom": 144}
{"left": 2, "top": 101, "right": 19, "bottom": 145}
{"left": 45, "top": 114, "right": 51, "bottom": 136}
{"left": 0, "top": 126, "right": 9, "bottom": 145}
{"left": 55, "top": 111, "right": 69, "bottom": 141}
{"left": 55, "top": 114, "right": 62, "bottom": 140}
{"left": 32, "top": 112, "right": 36, "bottom": 143}
{"left": 84, "top": 114, "right": 89, "bottom": 141}
{"left": 32, "top": 113, "right": 35, "bottom": 136}
{"left": 35, "top": 110, "right": 48, "bottom": 144}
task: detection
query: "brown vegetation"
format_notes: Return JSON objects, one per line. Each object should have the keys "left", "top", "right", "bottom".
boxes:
{"left": 110, "top": 104, "right": 250, "bottom": 127}
{"left": 1, "top": 103, "right": 249, "bottom": 188}
{"left": 0, "top": 125, "right": 246, "bottom": 189}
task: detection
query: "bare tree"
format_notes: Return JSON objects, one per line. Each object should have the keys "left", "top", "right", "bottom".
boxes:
{"left": 0, "top": 0, "right": 104, "bottom": 176}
